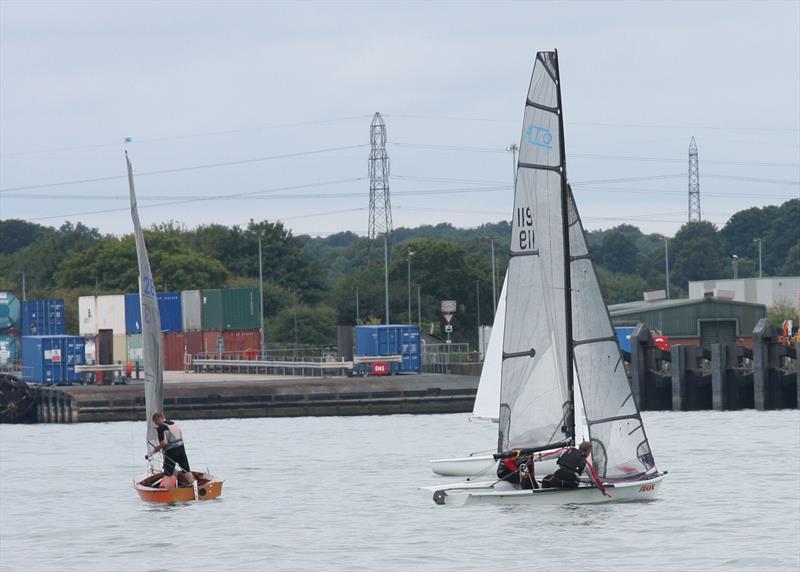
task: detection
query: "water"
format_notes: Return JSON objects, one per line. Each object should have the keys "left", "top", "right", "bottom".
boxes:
{"left": 1, "top": 410, "right": 798, "bottom": 571}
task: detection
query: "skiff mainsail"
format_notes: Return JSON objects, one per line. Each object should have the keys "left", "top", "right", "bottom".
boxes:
{"left": 126, "top": 153, "right": 223, "bottom": 502}
{"left": 423, "top": 51, "right": 665, "bottom": 506}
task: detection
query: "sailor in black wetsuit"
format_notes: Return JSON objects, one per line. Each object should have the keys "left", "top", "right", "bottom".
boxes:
{"left": 149, "top": 411, "right": 196, "bottom": 486}
{"left": 542, "top": 441, "right": 609, "bottom": 496}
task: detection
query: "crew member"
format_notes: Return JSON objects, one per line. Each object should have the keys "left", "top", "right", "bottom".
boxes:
{"left": 149, "top": 412, "right": 196, "bottom": 489}
{"left": 542, "top": 441, "right": 609, "bottom": 496}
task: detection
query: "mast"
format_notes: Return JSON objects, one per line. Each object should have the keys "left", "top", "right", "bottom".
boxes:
{"left": 553, "top": 50, "right": 575, "bottom": 444}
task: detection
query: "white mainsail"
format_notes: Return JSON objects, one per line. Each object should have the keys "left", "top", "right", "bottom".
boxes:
{"left": 499, "top": 51, "right": 571, "bottom": 453}
{"left": 127, "top": 153, "right": 163, "bottom": 449}
{"left": 471, "top": 272, "right": 507, "bottom": 421}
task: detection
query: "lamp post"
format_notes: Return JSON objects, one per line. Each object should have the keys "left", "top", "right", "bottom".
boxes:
{"left": 483, "top": 236, "right": 498, "bottom": 316}
{"left": 258, "top": 234, "right": 265, "bottom": 352}
{"left": 417, "top": 284, "right": 421, "bottom": 330}
{"left": 664, "top": 237, "right": 670, "bottom": 300}
{"left": 384, "top": 233, "right": 390, "bottom": 324}
{"left": 505, "top": 143, "right": 518, "bottom": 187}
{"left": 354, "top": 286, "right": 360, "bottom": 325}
{"left": 732, "top": 254, "right": 738, "bottom": 280}
{"left": 753, "top": 238, "right": 762, "bottom": 277}
{"left": 476, "top": 279, "right": 481, "bottom": 347}
{"left": 407, "top": 248, "right": 415, "bottom": 324}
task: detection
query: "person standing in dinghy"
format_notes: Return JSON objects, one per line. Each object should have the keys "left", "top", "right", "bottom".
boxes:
{"left": 542, "top": 441, "right": 610, "bottom": 496}
{"left": 148, "top": 412, "right": 197, "bottom": 487}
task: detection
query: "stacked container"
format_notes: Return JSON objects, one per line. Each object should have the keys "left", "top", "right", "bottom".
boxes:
{"left": 0, "top": 292, "right": 22, "bottom": 367}
{"left": 21, "top": 299, "right": 65, "bottom": 336}
{"left": 355, "top": 325, "right": 421, "bottom": 374}
{"left": 181, "top": 290, "right": 202, "bottom": 331}
{"left": 201, "top": 288, "right": 259, "bottom": 330}
{"left": 124, "top": 292, "right": 183, "bottom": 333}
{"left": 21, "top": 335, "right": 85, "bottom": 385}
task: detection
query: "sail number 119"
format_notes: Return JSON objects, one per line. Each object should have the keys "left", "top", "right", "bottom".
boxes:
{"left": 517, "top": 207, "right": 535, "bottom": 251}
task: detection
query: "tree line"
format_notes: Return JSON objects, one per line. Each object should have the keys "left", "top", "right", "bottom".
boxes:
{"left": 1, "top": 199, "right": 797, "bottom": 347}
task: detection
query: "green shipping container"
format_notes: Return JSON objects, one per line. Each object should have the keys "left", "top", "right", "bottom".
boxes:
{"left": 127, "top": 334, "right": 143, "bottom": 367}
{"left": 201, "top": 288, "right": 260, "bottom": 331}
{"left": 221, "top": 288, "right": 260, "bottom": 330}
{"left": 201, "top": 289, "right": 224, "bottom": 331}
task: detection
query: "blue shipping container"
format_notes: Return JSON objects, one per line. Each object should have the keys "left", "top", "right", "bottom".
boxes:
{"left": 355, "top": 325, "right": 421, "bottom": 374}
{"left": 615, "top": 326, "right": 636, "bottom": 353}
{"left": 21, "top": 335, "right": 85, "bottom": 385}
{"left": 124, "top": 292, "right": 182, "bottom": 334}
{"left": 21, "top": 299, "right": 65, "bottom": 336}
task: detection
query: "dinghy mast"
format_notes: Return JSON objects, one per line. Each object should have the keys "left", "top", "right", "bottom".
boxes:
{"left": 127, "top": 153, "right": 163, "bottom": 451}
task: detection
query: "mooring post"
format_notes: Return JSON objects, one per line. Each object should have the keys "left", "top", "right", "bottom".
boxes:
{"left": 671, "top": 345, "right": 688, "bottom": 411}
{"left": 752, "top": 318, "right": 773, "bottom": 411}
{"left": 711, "top": 343, "right": 727, "bottom": 411}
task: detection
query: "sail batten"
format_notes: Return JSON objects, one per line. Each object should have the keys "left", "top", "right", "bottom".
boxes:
{"left": 127, "top": 153, "right": 163, "bottom": 450}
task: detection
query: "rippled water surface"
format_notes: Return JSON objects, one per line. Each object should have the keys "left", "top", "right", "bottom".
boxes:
{"left": 2, "top": 410, "right": 799, "bottom": 571}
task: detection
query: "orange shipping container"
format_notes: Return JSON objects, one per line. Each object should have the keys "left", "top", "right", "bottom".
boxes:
{"left": 222, "top": 330, "right": 261, "bottom": 354}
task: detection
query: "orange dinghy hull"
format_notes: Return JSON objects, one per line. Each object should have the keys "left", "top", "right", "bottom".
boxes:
{"left": 135, "top": 471, "right": 223, "bottom": 503}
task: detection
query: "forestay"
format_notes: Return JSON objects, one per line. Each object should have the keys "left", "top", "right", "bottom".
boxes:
{"left": 567, "top": 186, "right": 657, "bottom": 480}
{"left": 127, "top": 153, "right": 163, "bottom": 449}
{"left": 498, "top": 52, "right": 571, "bottom": 453}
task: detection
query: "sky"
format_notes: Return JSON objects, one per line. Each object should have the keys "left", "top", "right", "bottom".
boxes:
{"left": 1, "top": 0, "right": 798, "bottom": 238}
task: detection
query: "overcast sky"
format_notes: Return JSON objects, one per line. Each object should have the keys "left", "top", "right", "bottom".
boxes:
{"left": 1, "top": 0, "right": 798, "bottom": 238}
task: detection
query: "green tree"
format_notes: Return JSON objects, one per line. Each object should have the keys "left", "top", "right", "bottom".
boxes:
{"left": 780, "top": 243, "right": 800, "bottom": 275}
{"left": 597, "top": 226, "right": 640, "bottom": 274}
{"left": 671, "top": 221, "right": 724, "bottom": 287}
{"left": 266, "top": 304, "right": 337, "bottom": 346}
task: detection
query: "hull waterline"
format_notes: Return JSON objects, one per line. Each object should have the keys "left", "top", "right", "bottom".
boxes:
{"left": 135, "top": 471, "right": 223, "bottom": 503}
{"left": 421, "top": 473, "right": 666, "bottom": 507}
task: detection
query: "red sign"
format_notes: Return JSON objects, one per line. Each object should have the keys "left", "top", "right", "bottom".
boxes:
{"left": 639, "top": 483, "right": 656, "bottom": 493}
{"left": 371, "top": 362, "right": 389, "bottom": 376}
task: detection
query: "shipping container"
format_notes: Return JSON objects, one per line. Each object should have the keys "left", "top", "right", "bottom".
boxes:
{"left": 614, "top": 326, "right": 636, "bottom": 353}
{"left": 124, "top": 292, "right": 183, "bottom": 334}
{"left": 0, "top": 291, "right": 21, "bottom": 330}
{"left": 78, "top": 296, "right": 97, "bottom": 335}
{"left": 201, "top": 289, "right": 224, "bottom": 331}
{"left": 184, "top": 330, "right": 204, "bottom": 357}
{"left": 96, "top": 295, "right": 126, "bottom": 334}
{"left": 221, "top": 288, "right": 260, "bottom": 330}
{"left": 162, "top": 332, "right": 183, "bottom": 370}
{"left": 201, "top": 288, "right": 260, "bottom": 331}
{"left": 222, "top": 330, "right": 261, "bottom": 353}
{"left": 21, "top": 335, "right": 85, "bottom": 385}
{"left": 127, "top": 334, "right": 143, "bottom": 367}
{"left": 113, "top": 334, "right": 127, "bottom": 364}
{"left": 21, "top": 299, "right": 65, "bottom": 336}
{"left": 181, "top": 290, "right": 202, "bottom": 331}
{"left": 202, "top": 330, "right": 224, "bottom": 356}
{"left": 0, "top": 334, "right": 19, "bottom": 365}
{"left": 355, "top": 325, "right": 421, "bottom": 373}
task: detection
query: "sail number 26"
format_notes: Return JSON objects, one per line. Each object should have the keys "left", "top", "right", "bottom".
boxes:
{"left": 517, "top": 207, "right": 535, "bottom": 251}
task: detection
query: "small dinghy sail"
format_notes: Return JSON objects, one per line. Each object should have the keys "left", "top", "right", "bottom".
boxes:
{"left": 423, "top": 51, "right": 665, "bottom": 505}
{"left": 127, "top": 153, "right": 223, "bottom": 502}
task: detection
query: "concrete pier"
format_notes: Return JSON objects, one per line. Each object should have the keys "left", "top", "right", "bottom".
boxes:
{"left": 32, "top": 374, "right": 478, "bottom": 424}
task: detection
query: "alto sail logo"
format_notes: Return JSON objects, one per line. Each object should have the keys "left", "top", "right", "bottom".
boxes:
{"left": 526, "top": 124, "right": 553, "bottom": 149}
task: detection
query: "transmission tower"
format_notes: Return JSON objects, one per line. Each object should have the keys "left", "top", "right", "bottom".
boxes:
{"left": 688, "top": 136, "right": 701, "bottom": 221}
{"left": 368, "top": 112, "right": 392, "bottom": 246}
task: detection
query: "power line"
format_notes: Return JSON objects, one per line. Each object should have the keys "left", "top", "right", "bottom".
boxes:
{"left": 0, "top": 115, "right": 372, "bottom": 158}
{"left": 0, "top": 144, "right": 369, "bottom": 193}
{"left": 385, "top": 113, "right": 800, "bottom": 132}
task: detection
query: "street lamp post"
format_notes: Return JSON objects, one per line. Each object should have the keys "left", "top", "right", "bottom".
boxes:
{"left": 417, "top": 284, "right": 421, "bottom": 330}
{"left": 664, "top": 237, "right": 670, "bottom": 300}
{"left": 258, "top": 234, "right": 265, "bottom": 352}
{"left": 732, "top": 255, "right": 739, "bottom": 280}
{"left": 355, "top": 286, "right": 360, "bottom": 325}
{"left": 753, "top": 238, "right": 762, "bottom": 277}
{"left": 383, "top": 233, "right": 390, "bottom": 324}
{"left": 483, "top": 236, "right": 498, "bottom": 316}
{"left": 506, "top": 143, "right": 518, "bottom": 187}
{"left": 476, "top": 279, "right": 481, "bottom": 348}
{"left": 407, "top": 248, "right": 415, "bottom": 324}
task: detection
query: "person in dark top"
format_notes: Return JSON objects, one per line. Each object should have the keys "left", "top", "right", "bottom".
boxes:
{"left": 149, "top": 411, "right": 196, "bottom": 487}
{"left": 542, "top": 441, "right": 609, "bottom": 496}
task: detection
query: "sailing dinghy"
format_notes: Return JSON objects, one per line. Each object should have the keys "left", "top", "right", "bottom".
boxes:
{"left": 126, "top": 153, "right": 223, "bottom": 503}
{"left": 422, "top": 51, "right": 666, "bottom": 506}
{"left": 429, "top": 277, "right": 565, "bottom": 478}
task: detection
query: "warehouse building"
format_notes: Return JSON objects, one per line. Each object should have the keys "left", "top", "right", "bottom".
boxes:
{"left": 688, "top": 276, "right": 800, "bottom": 308}
{"left": 609, "top": 296, "right": 767, "bottom": 349}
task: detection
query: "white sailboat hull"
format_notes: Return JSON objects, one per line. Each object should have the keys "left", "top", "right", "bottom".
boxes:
{"left": 421, "top": 473, "right": 666, "bottom": 507}
{"left": 430, "top": 455, "right": 559, "bottom": 477}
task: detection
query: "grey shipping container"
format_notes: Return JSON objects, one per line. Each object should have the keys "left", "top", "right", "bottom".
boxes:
{"left": 181, "top": 290, "right": 202, "bottom": 331}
